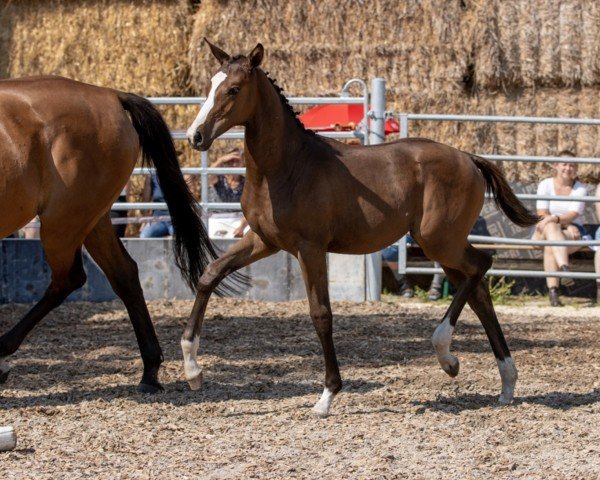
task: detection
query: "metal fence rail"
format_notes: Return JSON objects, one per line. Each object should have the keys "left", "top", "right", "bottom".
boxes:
{"left": 114, "top": 93, "right": 600, "bottom": 282}
{"left": 112, "top": 92, "right": 368, "bottom": 213}
{"left": 394, "top": 112, "right": 600, "bottom": 280}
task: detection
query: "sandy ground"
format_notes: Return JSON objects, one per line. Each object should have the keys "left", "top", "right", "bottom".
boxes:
{"left": 0, "top": 296, "right": 598, "bottom": 479}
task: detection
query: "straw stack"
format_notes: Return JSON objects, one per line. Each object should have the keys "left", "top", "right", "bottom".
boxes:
{"left": 2, "top": 0, "right": 600, "bottom": 183}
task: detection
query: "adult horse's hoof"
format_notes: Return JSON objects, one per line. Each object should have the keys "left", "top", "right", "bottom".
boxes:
{"left": 137, "top": 382, "right": 164, "bottom": 394}
{"left": 187, "top": 372, "right": 203, "bottom": 391}
{"left": 498, "top": 394, "right": 514, "bottom": 406}
{"left": 441, "top": 356, "right": 460, "bottom": 378}
{"left": 0, "top": 359, "right": 10, "bottom": 384}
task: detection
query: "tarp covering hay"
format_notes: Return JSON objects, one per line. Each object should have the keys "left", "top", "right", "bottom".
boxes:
{"left": 2, "top": 0, "right": 600, "bottom": 182}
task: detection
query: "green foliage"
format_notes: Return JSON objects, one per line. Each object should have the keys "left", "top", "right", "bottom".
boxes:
{"left": 486, "top": 276, "right": 515, "bottom": 304}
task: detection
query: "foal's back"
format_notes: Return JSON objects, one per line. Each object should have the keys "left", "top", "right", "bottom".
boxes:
{"left": 290, "top": 135, "right": 485, "bottom": 255}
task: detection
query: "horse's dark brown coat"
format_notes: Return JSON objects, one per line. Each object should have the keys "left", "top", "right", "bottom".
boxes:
{"left": 0, "top": 76, "right": 215, "bottom": 391}
{"left": 183, "top": 41, "right": 538, "bottom": 411}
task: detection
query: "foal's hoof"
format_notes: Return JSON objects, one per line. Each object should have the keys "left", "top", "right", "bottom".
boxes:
{"left": 187, "top": 372, "right": 203, "bottom": 391}
{"left": 442, "top": 356, "right": 460, "bottom": 378}
{"left": 0, "top": 369, "right": 9, "bottom": 384}
{"left": 311, "top": 405, "right": 330, "bottom": 419}
{"left": 137, "top": 382, "right": 164, "bottom": 394}
{"left": 498, "top": 393, "right": 515, "bottom": 406}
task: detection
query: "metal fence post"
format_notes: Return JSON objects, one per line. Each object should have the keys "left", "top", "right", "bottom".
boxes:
{"left": 397, "top": 113, "right": 409, "bottom": 275}
{"left": 365, "top": 78, "right": 386, "bottom": 301}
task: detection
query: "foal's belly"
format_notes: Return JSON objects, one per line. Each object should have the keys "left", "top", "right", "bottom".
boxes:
{"left": 327, "top": 217, "right": 410, "bottom": 255}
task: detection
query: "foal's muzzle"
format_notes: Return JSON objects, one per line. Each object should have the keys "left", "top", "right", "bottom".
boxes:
{"left": 189, "top": 130, "right": 203, "bottom": 151}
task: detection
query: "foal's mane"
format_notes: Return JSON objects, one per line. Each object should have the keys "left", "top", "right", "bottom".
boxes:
{"left": 264, "top": 72, "right": 316, "bottom": 136}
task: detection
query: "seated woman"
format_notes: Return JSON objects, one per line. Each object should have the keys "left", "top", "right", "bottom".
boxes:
{"left": 139, "top": 174, "right": 172, "bottom": 238}
{"left": 533, "top": 151, "right": 589, "bottom": 306}
{"left": 207, "top": 148, "right": 248, "bottom": 238}
{"left": 593, "top": 184, "right": 600, "bottom": 304}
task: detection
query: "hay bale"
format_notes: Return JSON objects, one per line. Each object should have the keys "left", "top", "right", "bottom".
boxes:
{"left": 1, "top": 0, "right": 192, "bottom": 95}
{"left": 189, "top": 0, "right": 469, "bottom": 98}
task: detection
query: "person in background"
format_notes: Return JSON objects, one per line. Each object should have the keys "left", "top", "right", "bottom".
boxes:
{"left": 381, "top": 236, "right": 444, "bottom": 301}
{"left": 110, "top": 181, "right": 130, "bottom": 238}
{"left": 208, "top": 148, "right": 248, "bottom": 238}
{"left": 533, "top": 151, "right": 589, "bottom": 306}
{"left": 139, "top": 174, "right": 172, "bottom": 238}
{"left": 20, "top": 218, "right": 40, "bottom": 239}
{"left": 382, "top": 216, "right": 494, "bottom": 301}
{"left": 592, "top": 183, "right": 600, "bottom": 304}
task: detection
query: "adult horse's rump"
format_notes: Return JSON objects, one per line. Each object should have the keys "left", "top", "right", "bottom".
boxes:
{"left": 182, "top": 40, "right": 539, "bottom": 416}
{"left": 0, "top": 76, "right": 216, "bottom": 392}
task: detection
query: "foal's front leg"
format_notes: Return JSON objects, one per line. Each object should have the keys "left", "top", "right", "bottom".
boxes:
{"left": 297, "top": 244, "right": 342, "bottom": 417}
{"left": 181, "top": 231, "right": 278, "bottom": 390}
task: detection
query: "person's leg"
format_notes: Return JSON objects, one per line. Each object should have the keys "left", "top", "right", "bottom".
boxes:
{"left": 540, "top": 223, "right": 578, "bottom": 289}
{"left": 543, "top": 246, "right": 559, "bottom": 289}
{"left": 595, "top": 227, "right": 600, "bottom": 303}
{"left": 543, "top": 246, "right": 562, "bottom": 306}
{"left": 540, "top": 223, "right": 570, "bottom": 267}
{"left": 428, "top": 262, "right": 444, "bottom": 300}
{"left": 382, "top": 244, "right": 413, "bottom": 297}
{"left": 140, "top": 222, "right": 169, "bottom": 238}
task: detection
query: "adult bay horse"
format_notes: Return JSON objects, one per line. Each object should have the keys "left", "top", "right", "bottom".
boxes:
{"left": 0, "top": 76, "right": 217, "bottom": 392}
{"left": 183, "top": 40, "right": 539, "bottom": 416}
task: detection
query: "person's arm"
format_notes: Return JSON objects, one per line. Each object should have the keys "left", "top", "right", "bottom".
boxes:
{"left": 209, "top": 153, "right": 238, "bottom": 186}
{"left": 233, "top": 216, "right": 249, "bottom": 238}
{"left": 558, "top": 183, "right": 588, "bottom": 226}
{"left": 535, "top": 179, "right": 557, "bottom": 232}
{"left": 140, "top": 176, "right": 153, "bottom": 230}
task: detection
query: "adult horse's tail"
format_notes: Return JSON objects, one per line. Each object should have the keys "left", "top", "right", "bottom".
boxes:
{"left": 470, "top": 155, "right": 539, "bottom": 228}
{"left": 118, "top": 92, "right": 217, "bottom": 291}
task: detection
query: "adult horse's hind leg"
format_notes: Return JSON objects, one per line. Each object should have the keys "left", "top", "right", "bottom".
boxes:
{"left": 297, "top": 243, "right": 342, "bottom": 418}
{"left": 83, "top": 215, "right": 163, "bottom": 393}
{"left": 181, "top": 230, "right": 278, "bottom": 390}
{"left": 443, "top": 265, "right": 517, "bottom": 404}
{"left": 0, "top": 245, "right": 87, "bottom": 383}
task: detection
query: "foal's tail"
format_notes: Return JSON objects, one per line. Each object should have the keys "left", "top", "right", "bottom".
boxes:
{"left": 470, "top": 155, "right": 539, "bottom": 227}
{"left": 118, "top": 92, "right": 217, "bottom": 291}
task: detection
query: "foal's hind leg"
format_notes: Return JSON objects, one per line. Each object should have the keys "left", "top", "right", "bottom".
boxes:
{"left": 0, "top": 245, "right": 87, "bottom": 383}
{"left": 84, "top": 215, "right": 163, "bottom": 393}
{"left": 297, "top": 243, "right": 342, "bottom": 418}
{"left": 443, "top": 266, "right": 518, "bottom": 404}
{"left": 430, "top": 246, "right": 492, "bottom": 378}
{"left": 181, "top": 231, "right": 278, "bottom": 390}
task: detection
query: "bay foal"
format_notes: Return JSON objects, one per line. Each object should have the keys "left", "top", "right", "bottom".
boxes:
{"left": 183, "top": 40, "right": 538, "bottom": 416}
{"left": 0, "top": 76, "right": 216, "bottom": 392}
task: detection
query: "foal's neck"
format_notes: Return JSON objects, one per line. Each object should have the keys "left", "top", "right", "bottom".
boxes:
{"left": 244, "top": 70, "right": 311, "bottom": 178}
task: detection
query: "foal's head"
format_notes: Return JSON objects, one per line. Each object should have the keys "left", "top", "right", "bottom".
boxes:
{"left": 187, "top": 39, "right": 264, "bottom": 151}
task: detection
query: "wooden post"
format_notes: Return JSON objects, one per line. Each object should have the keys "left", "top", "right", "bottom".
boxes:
{"left": 0, "top": 426, "right": 16, "bottom": 451}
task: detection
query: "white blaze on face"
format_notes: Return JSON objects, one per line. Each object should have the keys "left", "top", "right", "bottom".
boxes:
{"left": 186, "top": 71, "right": 228, "bottom": 142}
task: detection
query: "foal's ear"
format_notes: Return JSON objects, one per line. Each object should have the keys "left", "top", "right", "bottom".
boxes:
{"left": 249, "top": 43, "right": 264, "bottom": 69}
{"left": 204, "top": 37, "right": 231, "bottom": 64}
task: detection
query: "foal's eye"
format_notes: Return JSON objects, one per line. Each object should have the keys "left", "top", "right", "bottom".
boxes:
{"left": 228, "top": 86, "right": 240, "bottom": 96}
